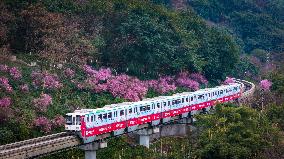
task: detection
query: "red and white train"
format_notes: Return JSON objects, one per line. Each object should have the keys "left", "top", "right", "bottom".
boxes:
{"left": 65, "top": 82, "right": 243, "bottom": 143}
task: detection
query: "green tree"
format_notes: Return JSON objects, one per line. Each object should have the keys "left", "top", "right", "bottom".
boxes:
{"left": 266, "top": 104, "right": 284, "bottom": 131}
{"left": 194, "top": 104, "right": 280, "bottom": 159}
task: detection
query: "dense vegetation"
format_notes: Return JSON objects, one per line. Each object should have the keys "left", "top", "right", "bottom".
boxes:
{"left": 0, "top": 0, "right": 283, "bottom": 159}
{"left": 189, "top": 0, "right": 284, "bottom": 53}
{"left": 0, "top": 0, "right": 240, "bottom": 81}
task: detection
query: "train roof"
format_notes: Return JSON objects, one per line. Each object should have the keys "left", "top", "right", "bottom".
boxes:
{"left": 68, "top": 82, "right": 242, "bottom": 115}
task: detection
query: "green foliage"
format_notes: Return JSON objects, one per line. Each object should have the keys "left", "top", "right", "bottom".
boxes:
{"left": 266, "top": 104, "right": 284, "bottom": 131}
{"left": 101, "top": 2, "right": 201, "bottom": 78}
{"left": 190, "top": 0, "right": 284, "bottom": 52}
{"left": 270, "top": 72, "right": 284, "bottom": 95}
{"left": 198, "top": 28, "right": 240, "bottom": 81}
{"left": 194, "top": 104, "right": 280, "bottom": 159}
{"left": 231, "top": 55, "right": 259, "bottom": 79}
{"left": 99, "top": 1, "right": 240, "bottom": 80}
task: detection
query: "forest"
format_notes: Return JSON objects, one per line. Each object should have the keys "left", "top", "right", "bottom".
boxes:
{"left": 0, "top": 0, "right": 283, "bottom": 158}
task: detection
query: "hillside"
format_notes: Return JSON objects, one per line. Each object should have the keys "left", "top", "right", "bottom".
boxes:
{"left": 0, "top": 0, "right": 284, "bottom": 159}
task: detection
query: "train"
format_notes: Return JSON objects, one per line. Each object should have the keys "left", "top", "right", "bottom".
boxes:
{"left": 65, "top": 82, "right": 243, "bottom": 143}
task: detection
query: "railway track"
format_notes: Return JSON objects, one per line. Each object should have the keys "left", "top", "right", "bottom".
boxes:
{"left": 0, "top": 132, "right": 81, "bottom": 159}
{"left": 0, "top": 132, "right": 69, "bottom": 151}
{"left": 0, "top": 79, "right": 255, "bottom": 159}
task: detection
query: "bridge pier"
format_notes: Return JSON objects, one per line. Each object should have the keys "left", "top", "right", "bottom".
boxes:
{"left": 136, "top": 127, "right": 160, "bottom": 148}
{"left": 80, "top": 141, "right": 107, "bottom": 159}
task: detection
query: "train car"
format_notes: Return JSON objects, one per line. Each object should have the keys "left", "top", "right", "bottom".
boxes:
{"left": 65, "top": 82, "right": 243, "bottom": 143}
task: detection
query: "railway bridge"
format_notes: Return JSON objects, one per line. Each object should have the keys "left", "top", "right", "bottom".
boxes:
{"left": 0, "top": 79, "right": 255, "bottom": 159}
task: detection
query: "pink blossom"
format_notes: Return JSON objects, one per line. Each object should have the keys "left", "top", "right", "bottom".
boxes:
{"left": 31, "top": 71, "right": 62, "bottom": 90}
{"left": 176, "top": 72, "right": 200, "bottom": 90}
{"left": 96, "top": 68, "right": 112, "bottom": 81}
{"left": 83, "top": 65, "right": 112, "bottom": 80}
{"left": 189, "top": 73, "right": 208, "bottom": 85}
{"left": 20, "top": 84, "right": 29, "bottom": 92}
{"left": 83, "top": 64, "right": 97, "bottom": 76}
{"left": 52, "top": 115, "right": 65, "bottom": 127}
{"left": 85, "top": 77, "right": 98, "bottom": 89}
{"left": 146, "top": 76, "right": 176, "bottom": 94}
{"left": 224, "top": 77, "right": 235, "bottom": 85}
{"left": 63, "top": 68, "right": 75, "bottom": 78}
{"left": 176, "top": 78, "right": 199, "bottom": 91}
{"left": 260, "top": 79, "right": 272, "bottom": 91}
{"left": 34, "top": 117, "right": 52, "bottom": 133}
{"left": 0, "top": 64, "right": 9, "bottom": 72}
{"left": 107, "top": 74, "right": 148, "bottom": 101}
{"left": 9, "top": 67, "right": 22, "bottom": 80}
{"left": 43, "top": 74, "right": 62, "bottom": 89}
{"left": 94, "top": 83, "right": 108, "bottom": 93}
{"left": 0, "top": 77, "right": 13, "bottom": 92}
{"left": 33, "top": 94, "right": 52, "bottom": 112}
{"left": 0, "top": 97, "right": 11, "bottom": 107}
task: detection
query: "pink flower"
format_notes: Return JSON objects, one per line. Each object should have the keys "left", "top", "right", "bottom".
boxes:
{"left": 64, "top": 68, "right": 75, "bottom": 78}
{"left": 83, "top": 64, "right": 97, "bottom": 76}
{"left": 176, "top": 72, "right": 200, "bottom": 91}
{"left": 0, "top": 77, "right": 13, "bottom": 93}
{"left": 224, "top": 77, "right": 235, "bottom": 85}
{"left": 0, "top": 97, "right": 11, "bottom": 107}
{"left": 0, "top": 64, "right": 9, "bottom": 72}
{"left": 34, "top": 117, "right": 52, "bottom": 133}
{"left": 83, "top": 65, "right": 112, "bottom": 80}
{"left": 33, "top": 94, "right": 52, "bottom": 112}
{"left": 260, "top": 79, "right": 272, "bottom": 91}
{"left": 94, "top": 83, "right": 108, "bottom": 93}
{"left": 9, "top": 67, "right": 22, "bottom": 80}
{"left": 96, "top": 68, "right": 112, "bottom": 81}
{"left": 20, "top": 84, "right": 29, "bottom": 92}
{"left": 189, "top": 73, "right": 208, "bottom": 85}
{"left": 146, "top": 76, "right": 176, "bottom": 94}
{"left": 52, "top": 115, "right": 65, "bottom": 127}
{"left": 31, "top": 71, "right": 62, "bottom": 90}
{"left": 176, "top": 78, "right": 199, "bottom": 91}
{"left": 107, "top": 74, "right": 148, "bottom": 101}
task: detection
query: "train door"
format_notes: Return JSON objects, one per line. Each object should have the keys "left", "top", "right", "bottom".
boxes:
{"left": 127, "top": 104, "right": 139, "bottom": 132}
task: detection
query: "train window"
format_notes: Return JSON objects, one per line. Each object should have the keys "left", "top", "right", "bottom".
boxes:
{"left": 129, "top": 108, "right": 132, "bottom": 114}
{"left": 147, "top": 105, "right": 151, "bottom": 110}
{"left": 208, "top": 93, "right": 211, "bottom": 97}
{"left": 186, "top": 97, "right": 189, "bottom": 102}
{"left": 191, "top": 97, "right": 193, "bottom": 101}
{"left": 87, "top": 116, "right": 89, "bottom": 122}
{"left": 177, "top": 99, "right": 181, "bottom": 104}
{"left": 163, "top": 102, "right": 167, "bottom": 107}
{"left": 65, "top": 115, "right": 72, "bottom": 125}
{"left": 168, "top": 101, "right": 171, "bottom": 106}
{"left": 103, "top": 113, "right": 107, "bottom": 119}
{"left": 220, "top": 90, "right": 223, "bottom": 94}
{"left": 98, "top": 114, "right": 102, "bottom": 120}
{"left": 140, "top": 106, "right": 146, "bottom": 111}
{"left": 108, "top": 112, "right": 112, "bottom": 119}
{"left": 172, "top": 100, "right": 175, "bottom": 105}
{"left": 120, "top": 110, "right": 124, "bottom": 116}
{"left": 73, "top": 117, "right": 76, "bottom": 125}
{"left": 76, "top": 115, "right": 81, "bottom": 125}
{"left": 93, "top": 115, "right": 96, "bottom": 121}
{"left": 182, "top": 98, "right": 184, "bottom": 103}
{"left": 134, "top": 107, "right": 137, "bottom": 113}
{"left": 152, "top": 103, "right": 155, "bottom": 109}
{"left": 157, "top": 103, "right": 160, "bottom": 108}
{"left": 91, "top": 115, "right": 94, "bottom": 122}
